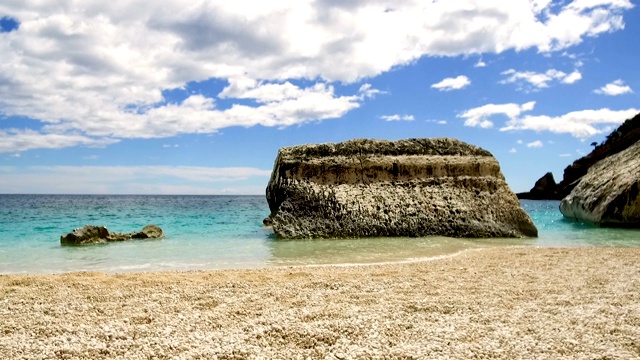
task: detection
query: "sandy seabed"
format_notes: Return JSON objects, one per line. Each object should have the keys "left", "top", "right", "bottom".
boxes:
{"left": 1, "top": 247, "right": 639, "bottom": 360}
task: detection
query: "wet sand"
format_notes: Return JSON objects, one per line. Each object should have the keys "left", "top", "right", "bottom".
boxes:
{"left": 1, "top": 247, "right": 639, "bottom": 359}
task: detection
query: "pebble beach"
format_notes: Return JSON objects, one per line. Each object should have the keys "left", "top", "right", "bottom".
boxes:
{"left": 1, "top": 247, "right": 639, "bottom": 359}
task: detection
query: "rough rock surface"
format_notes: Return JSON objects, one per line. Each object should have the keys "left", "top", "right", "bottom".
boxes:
{"left": 265, "top": 138, "right": 537, "bottom": 238}
{"left": 61, "top": 224, "right": 164, "bottom": 245}
{"left": 560, "top": 140, "right": 640, "bottom": 227}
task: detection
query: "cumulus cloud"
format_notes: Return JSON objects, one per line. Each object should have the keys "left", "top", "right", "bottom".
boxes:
{"left": 461, "top": 101, "right": 638, "bottom": 138}
{"left": 0, "top": 0, "right": 634, "bottom": 152}
{"left": 0, "top": 165, "right": 271, "bottom": 194}
{"left": 380, "top": 114, "right": 414, "bottom": 122}
{"left": 501, "top": 108, "right": 639, "bottom": 138}
{"left": 474, "top": 59, "right": 487, "bottom": 68}
{"left": 500, "top": 69, "right": 582, "bottom": 90}
{"left": 458, "top": 101, "right": 536, "bottom": 129}
{"left": 594, "top": 79, "right": 633, "bottom": 95}
{"left": 562, "top": 70, "right": 583, "bottom": 84}
{"left": 431, "top": 75, "right": 471, "bottom": 91}
{"left": 527, "top": 140, "right": 544, "bottom": 148}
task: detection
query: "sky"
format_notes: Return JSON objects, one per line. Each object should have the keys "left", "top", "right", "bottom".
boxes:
{"left": 0, "top": 0, "right": 638, "bottom": 195}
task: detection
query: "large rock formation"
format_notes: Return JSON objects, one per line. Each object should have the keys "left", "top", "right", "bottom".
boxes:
{"left": 519, "top": 112, "right": 640, "bottom": 200}
{"left": 265, "top": 138, "right": 537, "bottom": 239}
{"left": 61, "top": 224, "right": 164, "bottom": 245}
{"left": 560, "top": 140, "right": 640, "bottom": 227}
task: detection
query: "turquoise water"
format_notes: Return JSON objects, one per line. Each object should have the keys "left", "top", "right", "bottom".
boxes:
{"left": 0, "top": 195, "right": 638, "bottom": 274}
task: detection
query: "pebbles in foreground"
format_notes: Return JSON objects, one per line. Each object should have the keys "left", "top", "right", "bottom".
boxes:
{"left": 1, "top": 247, "right": 639, "bottom": 359}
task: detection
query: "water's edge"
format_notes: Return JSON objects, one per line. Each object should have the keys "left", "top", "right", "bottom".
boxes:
{"left": 0, "top": 196, "right": 638, "bottom": 274}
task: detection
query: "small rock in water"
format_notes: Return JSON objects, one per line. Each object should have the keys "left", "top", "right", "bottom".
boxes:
{"left": 60, "top": 224, "right": 163, "bottom": 245}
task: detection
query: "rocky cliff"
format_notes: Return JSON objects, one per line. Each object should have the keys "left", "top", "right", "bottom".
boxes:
{"left": 265, "top": 138, "right": 537, "bottom": 239}
{"left": 516, "top": 172, "right": 559, "bottom": 200}
{"left": 519, "top": 112, "right": 640, "bottom": 200}
{"left": 560, "top": 140, "right": 640, "bottom": 227}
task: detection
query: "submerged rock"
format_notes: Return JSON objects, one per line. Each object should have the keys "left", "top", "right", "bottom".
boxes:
{"left": 560, "top": 140, "right": 640, "bottom": 227}
{"left": 61, "top": 224, "right": 164, "bottom": 245}
{"left": 264, "top": 138, "right": 537, "bottom": 239}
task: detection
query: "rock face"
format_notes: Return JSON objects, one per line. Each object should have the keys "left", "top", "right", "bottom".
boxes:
{"left": 560, "top": 140, "right": 640, "bottom": 227}
{"left": 265, "top": 138, "right": 537, "bottom": 239}
{"left": 519, "top": 112, "right": 640, "bottom": 200}
{"left": 517, "top": 172, "right": 559, "bottom": 200}
{"left": 61, "top": 224, "right": 164, "bottom": 245}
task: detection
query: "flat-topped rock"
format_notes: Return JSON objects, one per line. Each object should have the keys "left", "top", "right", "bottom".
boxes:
{"left": 560, "top": 140, "right": 640, "bottom": 227}
{"left": 265, "top": 138, "right": 537, "bottom": 238}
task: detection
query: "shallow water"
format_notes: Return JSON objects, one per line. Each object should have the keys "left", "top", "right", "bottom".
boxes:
{"left": 0, "top": 195, "right": 638, "bottom": 274}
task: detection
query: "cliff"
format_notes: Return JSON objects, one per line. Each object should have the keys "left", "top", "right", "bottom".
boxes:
{"left": 560, "top": 140, "right": 640, "bottom": 226}
{"left": 264, "top": 138, "right": 537, "bottom": 239}
{"left": 518, "top": 112, "right": 640, "bottom": 200}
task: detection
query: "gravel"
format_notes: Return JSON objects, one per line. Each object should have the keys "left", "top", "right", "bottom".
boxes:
{"left": 1, "top": 247, "right": 639, "bottom": 359}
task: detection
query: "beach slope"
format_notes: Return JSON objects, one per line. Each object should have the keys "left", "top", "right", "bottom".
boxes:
{"left": 1, "top": 247, "right": 638, "bottom": 359}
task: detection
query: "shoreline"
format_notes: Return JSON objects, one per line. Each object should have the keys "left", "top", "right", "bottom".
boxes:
{"left": 1, "top": 247, "right": 639, "bottom": 359}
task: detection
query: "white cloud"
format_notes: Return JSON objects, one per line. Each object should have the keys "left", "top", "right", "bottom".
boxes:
{"left": 527, "top": 140, "right": 544, "bottom": 148}
{"left": 517, "top": 140, "right": 524, "bottom": 144}
{"left": 594, "top": 79, "right": 633, "bottom": 95}
{"left": 0, "top": 0, "right": 634, "bottom": 152}
{"left": 562, "top": 70, "right": 583, "bottom": 84}
{"left": 380, "top": 114, "right": 414, "bottom": 121}
{"left": 461, "top": 101, "right": 639, "bottom": 138}
{"left": 501, "top": 108, "right": 639, "bottom": 138}
{"left": 474, "top": 59, "right": 487, "bottom": 68}
{"left": 431, "top": 75, "right": 471, "bottom": 91}
{"left": 509, "top": 148, "right": 517, "bottom": 153}
{"left": 0, "top": 129, "right": 118, "bottom": 153}
{"left": 500, "top": 68, "right": 582, "bottom": 89}
{"left": 559, "top": 153, "right": 573, "bottom": 157}
{"left": 0, "top": 166, "right": 271, "bottom": 194}
{"left": 357, "top": 83, "right": 387, "bottom": 99}
{"left": 458, "top": 101, "right": 536, "bottom": 129}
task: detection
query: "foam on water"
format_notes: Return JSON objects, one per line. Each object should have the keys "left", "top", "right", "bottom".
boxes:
{"left": 0, "top": 195, "right": 638, "bottom": 274}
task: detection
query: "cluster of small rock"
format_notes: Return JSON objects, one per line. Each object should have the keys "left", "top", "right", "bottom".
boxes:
{"left": 60, "top": 224, "right": 163, "bottom": 245}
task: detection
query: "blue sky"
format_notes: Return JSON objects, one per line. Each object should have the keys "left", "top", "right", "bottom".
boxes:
{"left": 0, "top": 0, "right": 638, "bottom": 194}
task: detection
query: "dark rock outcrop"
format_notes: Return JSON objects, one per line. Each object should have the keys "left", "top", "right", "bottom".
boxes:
{"left": 264, "top": 138, "right": 537, "bottom": 239}
{"left": 560, "top": 140, "right": 640, "bottom": 227}
{"left": 517, "top": 172, "right": 559, "bottom": 200}
{"left": 519, "top": 112, "right": 640, "bottom": 200}
{"left": 61, "top": 224, "right": 164, "bottom": 245}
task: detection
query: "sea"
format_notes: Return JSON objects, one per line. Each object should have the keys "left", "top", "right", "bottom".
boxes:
{"left": 0, "top": 195, "right": 639, "bottom": 274}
